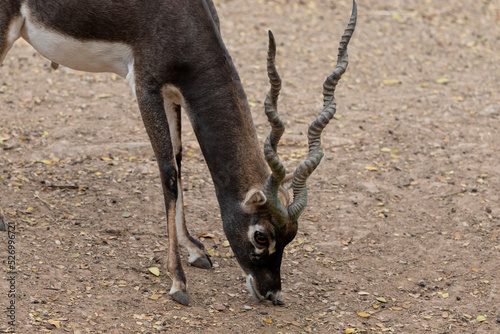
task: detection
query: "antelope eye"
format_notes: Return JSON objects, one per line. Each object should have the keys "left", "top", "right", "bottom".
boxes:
{"left": 254, "top": 231, "right": 268, "bottom": 245}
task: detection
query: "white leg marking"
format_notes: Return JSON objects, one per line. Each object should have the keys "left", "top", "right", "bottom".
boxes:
{"left": 163, "top": 98, "right": 182, "bottom": 160}
{"left": 126, "top": 61, "right": 136, "bottom": 98}
{"left": 162, "top": 84, "right": 185, "bottom": 107}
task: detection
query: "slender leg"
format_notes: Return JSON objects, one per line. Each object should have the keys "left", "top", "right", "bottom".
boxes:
{"left": 136, "top": 85, "right": 188, "bottom": 305}
{"left": 164, "top": 101, "right": 212, "bottom": 269}
{"left": 0, "top": 8, "right": 24, "bottom": 64}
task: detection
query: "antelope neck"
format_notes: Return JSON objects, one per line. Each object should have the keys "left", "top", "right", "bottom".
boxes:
{"left": 178, "top": 62, "right": 270, "bottom": 204}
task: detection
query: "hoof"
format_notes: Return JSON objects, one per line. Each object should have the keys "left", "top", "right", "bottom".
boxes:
{"left": 170, "top": 290, "right": 189, "bottom": 306}
{"left": 189, "top": 254, "right": 212, "bottom": 269}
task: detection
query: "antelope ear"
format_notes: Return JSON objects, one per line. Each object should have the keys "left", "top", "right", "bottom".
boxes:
{"left": 241, "top": 189, "right": 267, "bottom": 212}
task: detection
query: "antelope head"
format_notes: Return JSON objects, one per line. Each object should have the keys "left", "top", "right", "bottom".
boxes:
{"left": 228, "top": 2, "right": 357, "bottom": 304}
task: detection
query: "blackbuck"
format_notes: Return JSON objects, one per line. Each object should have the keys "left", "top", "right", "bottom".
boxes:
{"left": 0, "top": 0, "right": 356, "bottom": 305}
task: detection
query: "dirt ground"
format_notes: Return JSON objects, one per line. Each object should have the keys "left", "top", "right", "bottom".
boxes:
{"left": 1, "top": 0, "right": 500, "bottom": 333}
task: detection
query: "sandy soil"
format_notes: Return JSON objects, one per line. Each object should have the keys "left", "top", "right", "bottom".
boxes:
{"left": 1, "top": 0, "right": 500, "bottom": 333}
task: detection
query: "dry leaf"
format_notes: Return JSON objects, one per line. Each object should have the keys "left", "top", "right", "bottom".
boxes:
{"left": 436, "top": 77, "right": 450, "bottom": 84}
{"left": 47, "top": 320, "right": 60, "bottom": 329}
{"left": 199, "top": 233, "right": 220, "bottom": 244}
{"left": 149, "top": 267, "right": 160, "bottom": 276}
{"left": 476, "top": 315, "right": 486, "bottom": 322}
{"left": 382, "top": 79, "right": 402, "bottom": 85}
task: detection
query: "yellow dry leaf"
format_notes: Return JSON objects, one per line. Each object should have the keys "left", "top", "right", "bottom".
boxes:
{"left": 382, "top": 79, "right": 402, "bottom": 85}
{"left": 436, "top": 77, "right": 450, "bottom": 84}
{"left": 101, "top": 157, "right": 113, "bottom": 161}
{"left": 345, "top": 329, "right": 356, "bottom": 334}
{"left": 365, "top": 167, "right": 378, "bottom": 171}
{"left": 265, "top": 317, "right": 272, "bottom": 324}
{"left": 47, "top": 320, "right": 60, "bottom": 329}
{"left": 222, "top": 240, "right": 230, "bottom": 248}
{"left": 476, "top": 315, "right": 486, "bottom": 322}
{"left": 357, "top": 312, "right": 371, "bottom": 318}
{"left": 38, "top": 160, "right": 52, "bottom": 165}
{"left": 150, "top": 294, "right": 159, "bottom": 300}
{"left": 392, "top": 13, "right": 403, "bottom": 21}
{"left": 149, "top": 267, "right": 160, "bottom": 277}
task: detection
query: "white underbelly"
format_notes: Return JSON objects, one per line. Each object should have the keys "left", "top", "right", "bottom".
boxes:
{"left": 20, "top": 4, "right": 134, "bottom": 80}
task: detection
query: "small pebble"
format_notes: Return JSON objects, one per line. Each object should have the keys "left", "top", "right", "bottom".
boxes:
{"left": 213, "top": 303, "right": 225, "bottom": 311}
{"left": 244, "top": 305, "right": 252, "bottom": 310}
{"left": 328, "top": 306, "right": 337, "bottom": 311}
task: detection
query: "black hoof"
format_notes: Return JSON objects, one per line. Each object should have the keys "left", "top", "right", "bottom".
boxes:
{"left": 170, "top": 290, "right": 189, "bottom": 306}
{"left": 189, "top": 254, "right": 213, "bottom": 269}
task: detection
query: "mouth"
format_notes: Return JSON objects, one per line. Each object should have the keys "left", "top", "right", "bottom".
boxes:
{"left": 246, "top": 275, "right": 284, "bottom": 305}
{"left": 246, "top": 275, "right": 264, "bottom": 300}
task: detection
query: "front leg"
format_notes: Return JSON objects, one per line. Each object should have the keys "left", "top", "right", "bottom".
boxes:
{"left": 163, "top": 100, "right": 212, "bottom": 270}
{"left": 0, "top": 3, "right": 24, "bottom": 64}
{"left": 136, "top": 84, "right": 189, "bottom": 305}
